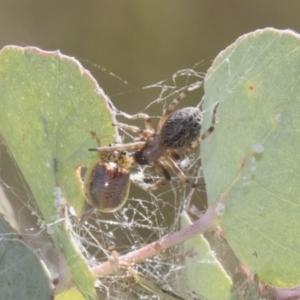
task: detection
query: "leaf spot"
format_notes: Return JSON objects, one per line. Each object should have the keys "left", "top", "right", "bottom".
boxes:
{"left": 252, "top": 143, "right": 264, "bottom": 153}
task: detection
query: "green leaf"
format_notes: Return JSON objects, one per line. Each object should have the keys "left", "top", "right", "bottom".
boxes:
{"left": 0, "top": 46, "right": 115, "bottom": 299}
{"left": 202, "top": 28, "right": 300, "bottom": 287}
{"left": 0, "top": 214, "right": 53, "bottom": 300}
{"left": 181, "top": 212, "right": 232, "bottom": 300}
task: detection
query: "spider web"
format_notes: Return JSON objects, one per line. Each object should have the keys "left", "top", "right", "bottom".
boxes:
{"left": 77, "top": 69, "right": 209, "bottom": 299}
{"left": 0, "top": 66, "right": 259, "bottom": 300}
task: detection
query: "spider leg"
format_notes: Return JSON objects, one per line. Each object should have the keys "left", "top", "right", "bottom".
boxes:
{"left": 157, "top": 82, "right": 202, "bottom": 133}
{"left": 89, "top": 141, "right": 146, "bottom": 153}
{"left": 187, "top": 102, "right": 219, "bottom": 151}
{"left": 160, "top": 156, "right": 198, "bottom": 188}
{"left": 117, "top": 112, "right": 153, "bottom": 131}
{"left": 168, "top": 149, "right": 181, "bottom": 160}
{"left": 152, "top": 160, "right": 172, "bottom": 181}
{"left": 113, "top": 122, "right": 154, "bottom": 136}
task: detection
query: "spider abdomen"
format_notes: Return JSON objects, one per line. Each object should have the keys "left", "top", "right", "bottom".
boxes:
{"left": 160, "top": 107, "right": 203, "bottom": 148}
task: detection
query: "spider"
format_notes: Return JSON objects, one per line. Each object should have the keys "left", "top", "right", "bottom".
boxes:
{"left": 89, "top": 82, "right": 218, "bottom": 193}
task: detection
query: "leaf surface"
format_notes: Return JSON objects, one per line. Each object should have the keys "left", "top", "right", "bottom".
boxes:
{"left": 181, "top": 212, "right": 232, "bottom": 299}
{"left": 0, "top": 214, "right": 53, "bottom": 300}
{"left": 0, "top": 46, "right": 115, "bottom": 299}
{"left": 202, "top": 28, "right": 300, "bottom": 287}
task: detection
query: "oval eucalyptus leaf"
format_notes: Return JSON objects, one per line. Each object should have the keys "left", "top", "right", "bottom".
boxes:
{"left": 0, "top": 214, "right": 53, "bottom": 300}
{"left": 0, "top": 46, "right": 116, "bottom": 299}
{"left": 202, "top": 28, "right": 300, "bottom": 287}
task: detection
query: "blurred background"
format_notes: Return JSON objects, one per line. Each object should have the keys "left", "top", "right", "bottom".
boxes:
{"left": 0, "top": 0, "right": 299, "bottom": 241}
{"left": 1, "top": 1, "right": 300, "bottom": 113}
{"left": 1, "top": 1, "right": 300, "bottom": 298}
{"left": 2, "top": 0, "right": 300, "bottom": 223}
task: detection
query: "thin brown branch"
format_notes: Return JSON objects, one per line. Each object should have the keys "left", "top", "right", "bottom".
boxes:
{"left": 92, "top": 201, "right": 222, "bottom": 277}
